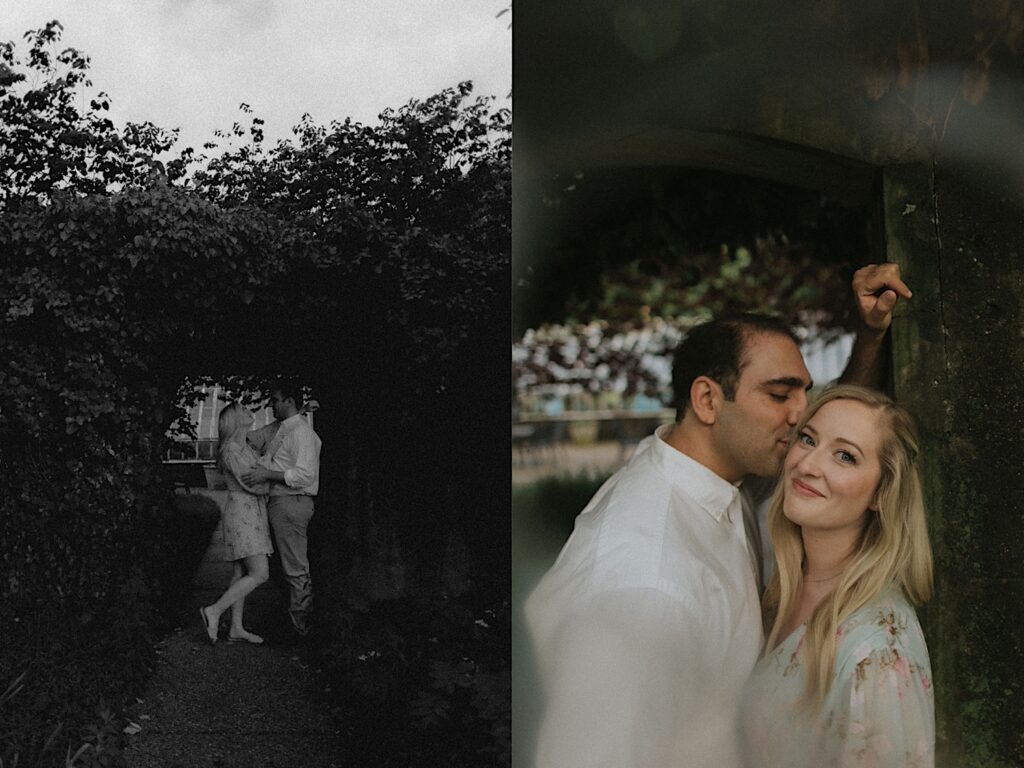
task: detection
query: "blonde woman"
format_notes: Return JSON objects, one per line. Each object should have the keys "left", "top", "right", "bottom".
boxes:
{"left": 741, "top": 385, "right": 934, "bottom": 768}
{"left": 198, "top": 402, "right": 273, "bottom": 644}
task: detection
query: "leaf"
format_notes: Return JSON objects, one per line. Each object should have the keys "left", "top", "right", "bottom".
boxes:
{"left": 58, "top": 130, "right": 91, "bottom": 147}
{"left": 0, "top": 62, "right": 24, "bottom": 86}
{"left": 40, "top": 720, "right": 63, "bottom": 753}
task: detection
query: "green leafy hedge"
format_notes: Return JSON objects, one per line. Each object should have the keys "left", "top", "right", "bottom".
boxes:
{"left": 0, "top": 489, "right": 220, "bottom": 766}
{"left": 313, "top": 581, "right": 510, "bottom": 767}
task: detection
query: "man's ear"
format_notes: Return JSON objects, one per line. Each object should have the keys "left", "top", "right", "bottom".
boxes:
{"left": 689, "top": 376, "right": 720, "bottom": 426}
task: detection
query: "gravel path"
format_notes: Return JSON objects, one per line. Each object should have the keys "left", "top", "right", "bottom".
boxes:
{"left": 124, "top": 519, "right": 342, "bottom": 768}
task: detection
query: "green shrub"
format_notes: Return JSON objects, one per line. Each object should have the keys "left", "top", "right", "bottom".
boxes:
{"left": 151, "top": 494, "right": 221, "bottom": 622}
{"left": 513, "top": 473, "right": 609, "bottom": 568}
{"left": 0, "top": 570, "right": 156, "bottom": 767}
{"left": 313, "top": 581, "right": 510, "bottom": 767}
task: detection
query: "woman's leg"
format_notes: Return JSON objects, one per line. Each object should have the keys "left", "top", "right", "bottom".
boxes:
{"left": 228, "top": 555, "right": 270, "bottom": 641}
{"left": 204, "top": 555, "right": 269, "bottom": 627}
{"left": 229, "top": 561, "right": 246, "bottom": 632}
{"left": 229, "top": 556, "right": 270, "bottom": 634}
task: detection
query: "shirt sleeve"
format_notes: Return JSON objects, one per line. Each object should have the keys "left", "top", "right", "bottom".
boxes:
{"left": 530, "top": 587, "right": 722, "bottom": 768}
{"left": 246, "top": 423, "right": 276, "bottom": 456}
{"left": 220, "top": 444, "right": 269, "bottom": 495}
{"left": 830, "top": 639, "right": 935, "bottom": 768}
{"left": 282, "top": 427, "right": 319, "bottom": 489}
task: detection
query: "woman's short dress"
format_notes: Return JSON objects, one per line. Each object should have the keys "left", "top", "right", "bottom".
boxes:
{"left": 219, "top": 442, "right": 274, "bottom": 560}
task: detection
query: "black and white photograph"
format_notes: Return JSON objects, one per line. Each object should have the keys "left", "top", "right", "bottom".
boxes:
{"left": 0, "top": 3, "right": 510, "bottom": 766}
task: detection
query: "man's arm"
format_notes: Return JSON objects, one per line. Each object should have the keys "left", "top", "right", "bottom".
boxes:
{"left": 244, "top": 467, "right": 286, "bottom": 485}
{"left": 220, "top": 444, "right": 269, "bottom": 495}
{"left": 242, "top": 426, "right": 318, "bottom": 489}
{"left": 528, "top": 589, "right": 719, "bottom": 768}
{"left": 839, "top": 262, "right": 913, "bottom": 391}
{"left": 243, "top": 422, "right": 283, "bottom": 486}
{"left": 246, "top": 421, "right": 278, "bottom": 456}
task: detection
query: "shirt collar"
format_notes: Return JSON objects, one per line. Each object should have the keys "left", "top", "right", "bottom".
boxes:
{"left": 652, "top": 424, "right": 740, "bottom": 522}
{"left": 280, "top": 413, "right": 304, "bottom": 431}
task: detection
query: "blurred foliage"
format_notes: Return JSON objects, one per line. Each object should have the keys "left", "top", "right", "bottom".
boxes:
{"left": 314, "top": 576, "right": 510, "bottom": 767}
{"left": 515, "top": 168, "right": 868, "bottom": 334}
{"left": 512, "top": 475, "right": 610, "bottom": 768}
{"left": 856, "top": 0, "right": 1024, "bottom": 140}
{"left": 566, "top": 236, "right": 851, "bottom": 328}
{"left": 1, "top": 20, "right": 509, "bottom": 766}
{"left": 513, "top": 475, "right": 609, "bottom": 566}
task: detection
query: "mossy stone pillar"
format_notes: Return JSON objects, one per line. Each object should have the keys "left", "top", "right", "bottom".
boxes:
{"left": 886, "top": 162, "right": 1024, "bottom": 767}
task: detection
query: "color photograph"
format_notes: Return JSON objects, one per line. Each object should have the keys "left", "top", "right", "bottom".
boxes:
{"left": 513, "top": 3, "right": 1024, "bottom": 767}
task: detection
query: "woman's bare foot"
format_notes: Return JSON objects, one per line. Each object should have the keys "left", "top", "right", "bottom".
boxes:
{"left": 227, "top": 628, "right": 264, "bottom": 644}
{"left": 199, "top": 606, "right": 218, "bottom": 644}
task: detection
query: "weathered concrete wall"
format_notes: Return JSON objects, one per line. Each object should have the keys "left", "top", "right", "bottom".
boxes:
{"left": 888, "top": 163, "right": 1024, "bottom": 767}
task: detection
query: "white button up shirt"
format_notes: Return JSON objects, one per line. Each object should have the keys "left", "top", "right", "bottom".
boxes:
{"left": 525, "top": 426, "right": 763, "bottom": 768}
{"left": 252, "top": 414, "right": 321, "bottom": 496}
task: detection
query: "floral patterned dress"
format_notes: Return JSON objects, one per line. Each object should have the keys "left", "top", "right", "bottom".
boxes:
{"left": 740, "top": 590, "right": 934, "bottom": 768}
{"left": 218, "top": 441, "right": 273, "bottom": 561}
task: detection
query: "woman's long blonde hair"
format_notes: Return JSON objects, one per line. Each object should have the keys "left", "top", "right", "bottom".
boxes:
{"left": 216, "top": 402, "right": 246, "bottom": 472}
{"left": 762, "top": 384, "right": 933, "bottom": 706}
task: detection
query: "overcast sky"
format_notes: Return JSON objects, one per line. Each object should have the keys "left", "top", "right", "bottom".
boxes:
{"left": 0, "top": 0, "right": 511, "bottom": 153}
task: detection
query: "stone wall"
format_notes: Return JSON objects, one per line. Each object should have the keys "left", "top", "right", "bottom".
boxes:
{"left": 888, "top": 162, "right": 1024, "bottom": 767}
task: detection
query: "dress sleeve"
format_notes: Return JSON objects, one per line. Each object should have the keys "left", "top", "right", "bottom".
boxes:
{"left": 830, "top": 631, "right": 935, "bottom": 768}
{"left": 529, "top": 587, "right": 720, "bottom": 768}
{"left": 220, "top": 444, "right": 269, "bottom": 495}
{"left": 246, "top": 422, "right": 276, "bottom": 456}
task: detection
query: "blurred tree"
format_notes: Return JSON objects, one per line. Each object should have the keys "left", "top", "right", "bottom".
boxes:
{"left": 567, "top": 238, "right": 850, "bottom": 328}
{"left": 516, "top": 167, "right": 868, "bottom": 333}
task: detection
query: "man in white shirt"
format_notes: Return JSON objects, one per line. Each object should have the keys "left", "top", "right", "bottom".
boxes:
{"left": 245, "top": 384, "right": 322, "bottom": 637}
{"left": 525, "top": 264, "right": 910, "bottom": 768}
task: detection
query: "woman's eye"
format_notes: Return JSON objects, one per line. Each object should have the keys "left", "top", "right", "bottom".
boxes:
{"left": 837, "top": 450, "right": 857, "bottom": 464}
{"left": 798, "top": 432, "right": 814, "bottom": 447}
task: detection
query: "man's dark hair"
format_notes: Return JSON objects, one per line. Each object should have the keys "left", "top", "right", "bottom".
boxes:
{"left": 671, "top": 313, "right": 799, "bottom": 421}
{"left": 272, "top": 380, "right": 305, "bottom": 410}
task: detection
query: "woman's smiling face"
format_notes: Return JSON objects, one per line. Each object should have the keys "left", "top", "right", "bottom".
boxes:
{"left": 782, "top": 399, "right": 885, "bottom": 535}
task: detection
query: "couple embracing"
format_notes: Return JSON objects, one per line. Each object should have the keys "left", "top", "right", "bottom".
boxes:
{"left": 199, "top": 383, "right": 321, "bottom": 644}
{"left": 526, "top": 264, "right": 934, "bottom": 768}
